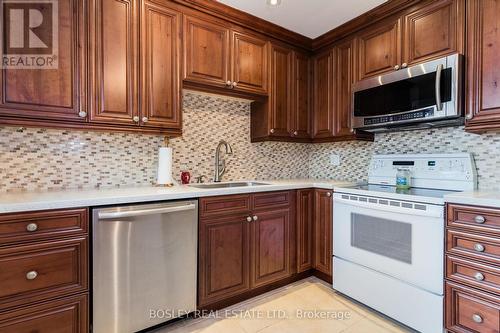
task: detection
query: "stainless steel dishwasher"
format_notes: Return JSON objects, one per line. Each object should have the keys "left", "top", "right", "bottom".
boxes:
{"left": 92, "top": 200, "right": 198, "bottom": 333}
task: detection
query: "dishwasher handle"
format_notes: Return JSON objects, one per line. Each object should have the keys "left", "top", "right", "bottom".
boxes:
{"left": 97, "top": 203, "right": 196, "bottom": 220}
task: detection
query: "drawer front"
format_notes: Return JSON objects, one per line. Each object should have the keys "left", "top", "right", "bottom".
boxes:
{"left": 446, "top": 282, "right": 500, "bottom": 333}
{"left": 200, "top": 194, "right": 251, "bottom": 217}
{"left": 0, "top": 237, "right": 88, "bottom": 310}
{"left": 0, "top": 293, "right": 88, "bottom": 333}
{"left": 447, "top": 229, "right": 500, "bottom": 265}
{"left": 448, "top": 204, "right": 500, "bottom": 235}
{"left": 0, "top": 208, "right": 88, "bottom": 244}
{"left": 446, "top": 255, "right": 500, "bottom": 295}
{"left": 252, "top": 191, "right": 292, "bottom": 211}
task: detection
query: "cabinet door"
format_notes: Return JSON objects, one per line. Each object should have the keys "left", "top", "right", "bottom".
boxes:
{"left": 89, "top": 0, "right": 138, "bottom": 125}
{"left": 465, "top": 0, "right": 500, "bottom": 131}
{"left": 231, "top": 31, "right": 268, "bottom": 95}
{"left": 140, "top": 1, "right": 181, "bottom": 129}
{"left": 333, "top": 40, "right": 355, "bottom": 137}
{"left": 183, "top": 15, "right": 230, "bottom": 88}
{"left": 403, "top": 0, "right": 464, "bottom": 66}
{"left": 357, "top": 19, "right": 401, "bottom": 80}
{"left": 198, "top": 215, "right": 250, "bottom": 307}
{"left": 292, "top": 52, "right": 312, "bottom": 139}
{"left": 314, "top": 190, "right": 333, "bottom": 276}
{"left": 0, "top": 0, "right": 86, "bottom": 122}
{"left": 251, "top": 208, "right": 292, "bottom": 288}
{"left": 297, "top": 189, "right": 314, "bottom": 273}
{"left": 268, "top": 44, "right": 292, "bottom": 138}
{"left": 312, "top": 50, "right": 334, "bottom": 139}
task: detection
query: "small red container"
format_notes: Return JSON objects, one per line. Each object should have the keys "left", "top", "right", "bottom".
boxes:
{"left": 181, "top": 171, "right": 191, "bottom": 185}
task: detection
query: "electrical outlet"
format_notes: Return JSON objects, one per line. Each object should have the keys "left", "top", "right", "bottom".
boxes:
{"left": 330, "top": 154, "right": 341, "bottom": 166}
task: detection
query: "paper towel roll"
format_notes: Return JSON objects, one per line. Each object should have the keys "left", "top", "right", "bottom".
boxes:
{"left": 157, "top": 147, "right": 173, "bottom": 185}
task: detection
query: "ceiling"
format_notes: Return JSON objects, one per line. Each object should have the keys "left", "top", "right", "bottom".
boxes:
{"left": 217, "top": 0, "right": 388, "bottom": 39}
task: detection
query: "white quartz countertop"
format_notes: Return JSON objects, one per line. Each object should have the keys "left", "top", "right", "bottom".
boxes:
{"left": 0, "top": 179, "right": 358, "bottom": 214}
{"left": 444, "top": 191, "right": 500, "bottom": 208}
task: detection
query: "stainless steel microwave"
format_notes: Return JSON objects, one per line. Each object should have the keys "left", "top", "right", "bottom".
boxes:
{"left": 352, "top": 54, "right": 464, "bottom": 132}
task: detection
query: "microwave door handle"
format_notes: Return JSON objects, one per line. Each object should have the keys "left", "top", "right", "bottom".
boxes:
{"left": 435, "top": 64, "right": 444, "bottom": 111}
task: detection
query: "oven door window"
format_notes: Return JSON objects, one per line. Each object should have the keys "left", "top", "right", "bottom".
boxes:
{"left": 351, "top": 213, "right": 412, "bottom": 264}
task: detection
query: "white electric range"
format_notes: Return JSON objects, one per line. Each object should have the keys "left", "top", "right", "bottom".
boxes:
{"left": 332, "top": 153, "right": 477, "bottom": 333}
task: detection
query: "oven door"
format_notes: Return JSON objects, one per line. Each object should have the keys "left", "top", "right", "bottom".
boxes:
{"left": 333, "top": 194, "right": 444, "bottom": 295}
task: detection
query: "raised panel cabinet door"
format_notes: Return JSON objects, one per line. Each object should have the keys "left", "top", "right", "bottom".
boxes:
{"left": 297, "top": 189, "right": 314, "bottom": 273}
{"left": 465, "top": 0, "right": 500, "bottom": 131}
{"left": 292, "top": 52, "right": 312, "bottom": 139}
{"left": 89, "top": 0, "right": 138, "bottom": 125}
{"left": 141, "top": 1, "right": 181, "bottom": 129}
{"left": 357, "top": 19, "right": 402, "bottom": 80}
{"left": 269, "top": 44, "right": 292, "bottom": 138}
{"left": 183, "top": 15, "right": 230, "bottom": 88}
{"left": 403, "top": 0, "right": 465, "bottom": 66}
{"left": 250, "top": 208, "right": 291, "bottom": 288}
{"left": 312, "top": 49, "right": 335, "bottom": 139}
{"left": 313, "top": 189, "right": 333, "bottom": 276}
{"left": 231, "top": 31, "right": 268, "bottom": 95}
{"left": 198, "top": 215, "right": 250, "bottom": 307}
{"left": 0, "top": 0, "right": 86, "bottom": 122}
{"left": 334, "top": 39, "right": 355, "bottom": 137}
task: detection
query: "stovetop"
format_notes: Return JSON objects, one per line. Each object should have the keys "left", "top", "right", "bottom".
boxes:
{"left": 353, "top": 184, "right": 460, "bottom": 199}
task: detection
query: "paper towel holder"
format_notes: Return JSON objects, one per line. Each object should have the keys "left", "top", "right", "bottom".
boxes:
{"left": 155, "top": 136, "right": 174, "bottom": 187}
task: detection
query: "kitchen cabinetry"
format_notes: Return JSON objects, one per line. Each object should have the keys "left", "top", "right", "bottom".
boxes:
{"left": 356, "top": 0, "right": 464, "bottom": 80}
{"left": 313, "top": 189, "right": 333, "bottom": 279}
{"left": 183, "top": 14, "right": 268, "bottom": 96}
{"left": 445, "top": 204, "right": 500, "bottom": 333}
{"left": 465, "top": 0, "right": 500, "bottom": 132}
{"left": 198, "top": 191, "right": 294, "bottom": 308}
{"left": 297, "top": 189, "right": 314, "bottom": 273}
{"left": 0, "top": 208, "right": 88, "bottom": 331}
{"left": 312, "top": 49, "right": 335, "bottom": 139}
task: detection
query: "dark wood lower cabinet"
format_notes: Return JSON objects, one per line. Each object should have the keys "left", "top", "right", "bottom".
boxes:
{"left": 313, "top": 189, "right": 333, "bottom": 278}
{"left": 296, "top": 189, "right": 314, "bottom": 273}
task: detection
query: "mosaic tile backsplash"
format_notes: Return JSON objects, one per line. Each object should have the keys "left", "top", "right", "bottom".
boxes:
{"left": 1, "top": 90, "right": 500, "bottom": 192}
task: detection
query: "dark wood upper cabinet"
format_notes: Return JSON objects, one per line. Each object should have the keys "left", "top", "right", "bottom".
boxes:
{"left": 231, "top": 31, "right": 269, "bottom": 95}
{"left": 0, "top": 0, "right": 86, "bottom": 122}
{"left": 183, "top": 15, "right": 230, "bottom": 88}
{"left": 312, "top": 49, "right": 335, "bottom": 139}
{"left": 297, "top": 189, "right": 314, "bottom": 273}
{"left": 465, "top": 0, "right": 500, "bottom": 132}
{"left": 403, "top": 0, "right": 464, "bottom": 67}
{"left": 313, "top": 189, "right": 333, "bottom": 277}
{"left": 140, "top": 0, "right": 182, "bottom": 129}
{"left": 291, "top": 52, "right": 312, "bottom": 139}
{"left": 89, "top": 0, "right": 138, "bottom": 125}
{"left": 268, "top": 44, "right": 292, "bottom": 138}
{"left": 357, "top": 19, "right": 402, "bottom": 80}
{"left": 333, "top": 39, "right": 355, "bottom": 137}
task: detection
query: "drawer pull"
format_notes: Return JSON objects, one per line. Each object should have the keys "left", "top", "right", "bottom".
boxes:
{"left": 26, "top": 271, "right": 38, "bottom": 280}
{"left": 474, "top": 272, "right": 485, "bottom": 281}
{"left": 474, "top": 215, "right": 486, "bottom": 224}
{"left": 473, "top": 243, "right": 485, "bottom": 252}
{"left": 26, "top": 223, "right": 38, "bottom": 232}
{"left": 472, "top": 314, "right": 483, "bottom": 323}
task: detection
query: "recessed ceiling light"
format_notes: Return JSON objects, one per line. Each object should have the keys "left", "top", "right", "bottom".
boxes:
{"left": 266, "top": 0, "right": 282, "bottom": 7}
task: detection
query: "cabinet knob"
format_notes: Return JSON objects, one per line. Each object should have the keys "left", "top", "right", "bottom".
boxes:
{"left": 293, "top": 131, "right": 298, "bottom": 136}
{"left": 394, "top": 65, "right": 400, "bottom": 71}
{"left": 26, "top": 271, "right": 38, "bottom": 280}
{"left": 472, "top": 314, "right": 483, "bottom": 323}
{"left": 327, "top": 192, "right": 332, "bottom": 197}
{"left": 142, "top": 117, "right": 149, "bottom": 123}
{"left": 226, "top": 80, "right": 232, "bottom": 87}
{"left": 26, "top": 223, "right": 38, "bottom": 232}
{"left": 466, "top": 113, "right": 473, "bottom": 120}
{"left": 133, "top": 116, "right": 140, "bottom": 123}
{"left": 474, "top": 243, "right": 485, "bottom": 252}
{"left": 270, "top": 128, "right": 275, "bottom": 134}
{"left": 252, "top": 215, "right": 258, "bottom": 221}
{"left": 232, "top": 81, "right": 238, "bottom": 88}
{"left": 474, "top": 215, "right": 486, "bottom": 224}
{"left": 474, "top": 272, "right": 485, "bottom": 281}
{"left": 401, "top": 63, "right": 408, "bottom": 68}
{"left": 246, "top": 216, "right": 252, "bottom": 223}
{"left": 78, "top": 111, "right": 87, "bottom": 118}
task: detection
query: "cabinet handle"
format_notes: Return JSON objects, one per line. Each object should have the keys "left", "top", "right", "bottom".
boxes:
{"left": 474, "top": 272, "right": 485, "bottom": 281}
{"left": 78, "top": 110, "right": 87, "bottom": 118}
{"left": 252, "top": 215, "right": 258, "bottom": 221}
{"left": 472, "top": 314, "right": 483, "bottom": 323}
{"left": 142, "top": 117, "right": 149, "bottom": 123}
{"left": 232, "top": 81, "right": 238, "bottom": 88}
{"left": 133, "top": 116, "right": 139, "bottom": 123}
{"left": 394, "top": 65, "right": 400, "bottom": 71}
{"left": 401, "top": 63, "right": 408, "bottom": 68}
{"left": 246, "top": 216, "right": 252, "bottom": 223}
{"left": 474, "top": 215, "right": 486, "bottom": 224}
{"left": 226, "top": 80, "right": 232, "bottom": 87}
{"left": 26, "top": 223, "right": 38, "bottom": 232}
{"left": 26, "top": 271, "right": 38, "bottom": 280}
{"left": 474, "top": 243, "right": 485, "bottom": 252}
{"left": 270, "top": 128, "right": 275, "bottom": 134}
{"left": 327, "top": 192, "right": 332, "bottom": 197}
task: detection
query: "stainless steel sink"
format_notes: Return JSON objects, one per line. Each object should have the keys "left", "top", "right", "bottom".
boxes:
{"left": 188, "top": 181, "right": 270, "bottom": 189}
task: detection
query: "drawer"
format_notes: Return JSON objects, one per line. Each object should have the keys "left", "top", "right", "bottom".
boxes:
{"left": 447, "top": 229, "right": 500, "bottom": 265}
{"left": 200, "top": 194, "right": 251, "bottom": 217}
{"left": 0, "top": 208, "right": 88, "bottom": 244}
{"left": 0, "top": 237, "right": 88, "bottom": 310}
{"left": 0, "top": 293, "right": 88, "bottom": 333}
{"left": 446, "top": 282, "right": 500, "bottom": 333}
{"left": 252, "top": 191, "right": 292, "bottom": 211}
{"left": 448, "top": 204, "right": 500, "bottom": 235}
{"left": 446, "top": 255, "right": 500, "bottom": 295}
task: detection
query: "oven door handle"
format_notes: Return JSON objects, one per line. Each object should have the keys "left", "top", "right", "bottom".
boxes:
{"left": 333, "top": 197, "right": 443, "bottom": 218}
{"left": 435, "top": 63, "right": 444, "bottom": 111}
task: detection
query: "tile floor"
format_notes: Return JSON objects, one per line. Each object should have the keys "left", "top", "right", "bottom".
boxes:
{"left": 153, "top": 277, "right": 415, "bottom": 333}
